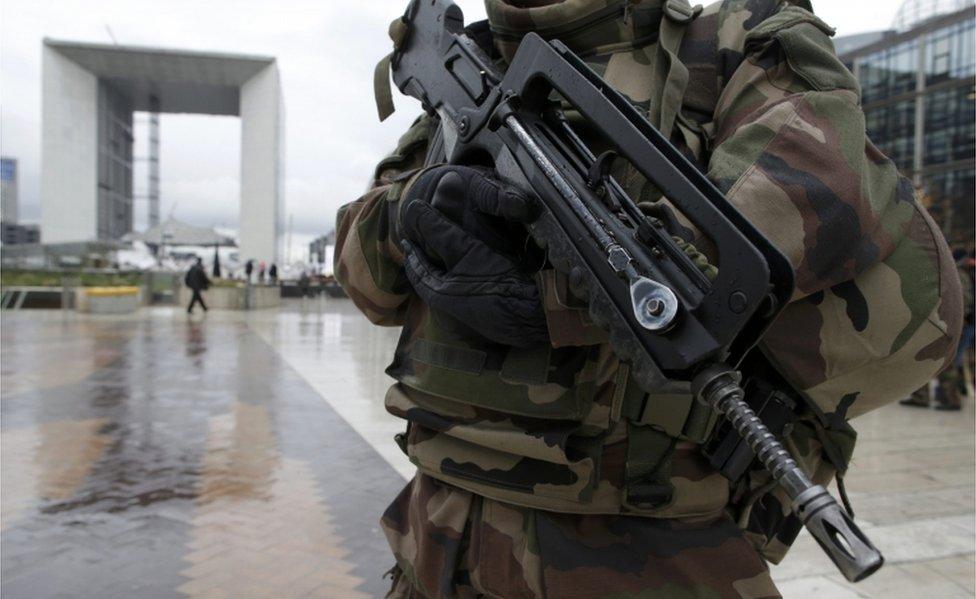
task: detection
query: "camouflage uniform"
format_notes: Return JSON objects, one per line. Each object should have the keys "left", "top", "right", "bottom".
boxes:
{"left": 336, "top": 0, "right": 963, "bottom": 596}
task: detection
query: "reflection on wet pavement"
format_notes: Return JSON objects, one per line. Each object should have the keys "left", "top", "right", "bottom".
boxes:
{"left": 2, "top": 419, "right": 111, "bottom": 530}
{"left": 1, "top": 299, "right": 973, "bottom": 598}
{"left": 180, "top": 405, "right": 368, "bottom": 598}
{"left": 1, "top": 304, "right": 403, "bottom": 598}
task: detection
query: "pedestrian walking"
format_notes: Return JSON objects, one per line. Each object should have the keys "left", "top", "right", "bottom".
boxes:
{"left": 244, "top": 259, "right": 254, "bottom": 283}
{"left": 298, "top": 271, "right": 310, "bottom": 299}
{"left": 258, "top": 261, "right": 266, "bottom": 284}
{"left": 961, "top": 250, "right": 975, "bottom": 375}
{"left": 269, "top": 263, "right": 279, "bottom": 285}
{"left": 185, "top": 258, "right": 211, "bottom": 314}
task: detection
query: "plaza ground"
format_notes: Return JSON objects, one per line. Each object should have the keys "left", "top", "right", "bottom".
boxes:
{"left": 1, "top": 300, "right": 973, "bottom": 598}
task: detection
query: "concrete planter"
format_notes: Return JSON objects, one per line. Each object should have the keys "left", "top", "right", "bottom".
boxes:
{"left": 76, "top": 286, "right": 142, "bottom": 314}
{"left": 177, "top": 284, "right": 281, "bottom": 310}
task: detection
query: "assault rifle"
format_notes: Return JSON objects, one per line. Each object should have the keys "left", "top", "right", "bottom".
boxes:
{"left": 382, "top": 0, "right": 883, "bottom": 582}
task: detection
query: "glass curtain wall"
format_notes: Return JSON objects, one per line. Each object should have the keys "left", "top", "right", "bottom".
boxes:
{"left": 855, "top": 13, "right": 976, "bottom": 246}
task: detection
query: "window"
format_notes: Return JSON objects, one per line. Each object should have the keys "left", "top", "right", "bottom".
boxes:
{"left": 926, "top": 20, "right": 976, "bottom": 86}
{"left": 923, "top": 168, "right": 975, "bottom": 244}
{"left": 924, "top": 85, "right": 976, "bottom": 166}
{"left": 864, "top": 99, "right": 917, "bottom": 172}
{"left": 858, "top": 40, "right": 919, "bottom": 104}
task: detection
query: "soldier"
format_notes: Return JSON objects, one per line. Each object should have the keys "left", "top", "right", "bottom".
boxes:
{"left": 336, "top": 0, "right": 963, "bottom": 596}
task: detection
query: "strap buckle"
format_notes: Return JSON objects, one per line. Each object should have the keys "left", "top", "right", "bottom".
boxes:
{"left": 625, "top": 391, "right": 718, "bottom": 444}
{"left": 663, "top": 0, "right": 703, "bottom": 24}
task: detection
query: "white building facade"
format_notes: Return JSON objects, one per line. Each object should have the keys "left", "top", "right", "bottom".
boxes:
{"left": 40, "top": 39, "right": 283, "bottom": 264}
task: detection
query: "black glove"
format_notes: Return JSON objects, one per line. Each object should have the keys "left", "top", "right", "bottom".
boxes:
{"left": 399, "top": 166, "right": 548, "bottom": 347}
{"left": 398, "top": 165, "right": 538, "bottom": 254}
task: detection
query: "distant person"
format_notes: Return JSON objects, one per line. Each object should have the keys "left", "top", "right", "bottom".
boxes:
{"left": 902, "top": 248, "right": 973, "bottom": 410}
{"left": 298, "top": 271, "right": 310, "bottom": 299}
{"left": 244, "top": 259, "right": 254, "bottom": 283}
{"left": 269, "top": 263, "right": 279, "bottom": 285}
{"left": 962, "top": 250, "right": 975, "bottom": 371}
{"left": 185, "top": 258, "right": 211, "bottom": 314}
{"left": 258, "top": 261, "right": 267, "bottom": 284}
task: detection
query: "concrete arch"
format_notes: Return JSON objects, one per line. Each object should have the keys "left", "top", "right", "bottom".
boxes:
{"left": 41, "top": 39, "right": 282, "bottom": 264}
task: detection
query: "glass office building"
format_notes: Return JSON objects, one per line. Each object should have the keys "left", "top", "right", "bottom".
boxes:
{"left": 840, "top": 1, "right": 975, "bottom": 246}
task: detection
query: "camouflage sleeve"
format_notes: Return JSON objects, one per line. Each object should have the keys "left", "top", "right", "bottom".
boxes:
{"left": 706, "top": 4, "right": 895, "bottom": 299}
{"left": 659, "top": 0, "right": 961, "bottom": 563}
{"left": 334, "top": 115, "right": 433, "bottom": 326}
{"left": 707, "top": 2, "right": 962, "bottom": 413}
{"left": 702, "top": 2, "right": 963, "bottom": 559}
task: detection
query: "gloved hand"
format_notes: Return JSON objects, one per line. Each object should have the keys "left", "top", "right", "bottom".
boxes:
{"left": 398, "top": 165, "right": 548, "bottom": 347}
{"left": 398, "top": 165, "right": 538, "bottom": 253}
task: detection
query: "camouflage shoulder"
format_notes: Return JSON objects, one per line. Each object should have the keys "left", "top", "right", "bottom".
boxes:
{"left": 698, "top": 0, "right": 814, "bottom": 89}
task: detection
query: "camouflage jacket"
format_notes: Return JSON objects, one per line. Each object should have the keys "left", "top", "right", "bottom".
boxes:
{"left": 336, "top": 0, "right": 962, "bottom": 564}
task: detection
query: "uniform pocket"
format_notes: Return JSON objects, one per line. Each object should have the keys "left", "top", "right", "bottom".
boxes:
{"left": 405, "top": 419, "right": 600, "bottom": 507}
{"left": 744, "top": 6, "right": 857, "bottom": 94}
{"left": 395, "top": 337, "right": 594, "bottom": 420}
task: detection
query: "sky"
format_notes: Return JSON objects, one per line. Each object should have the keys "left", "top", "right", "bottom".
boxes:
{"left": 0, "top": 0, "right": 907, "bottom": 260}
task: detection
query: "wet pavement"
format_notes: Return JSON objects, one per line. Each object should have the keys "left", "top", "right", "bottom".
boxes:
{"left": 2, "top": 303, "right": 403, "bottom": 598}
{"left": 1, "top": 299, "right": 973, "bottom": 598}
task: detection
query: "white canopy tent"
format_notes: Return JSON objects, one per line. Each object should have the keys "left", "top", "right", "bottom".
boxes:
{"left": 124, "top": 218, "right": 236, "bottom": 277}
{"left": 124, "top": 218, "right": 235, "bottom": 247}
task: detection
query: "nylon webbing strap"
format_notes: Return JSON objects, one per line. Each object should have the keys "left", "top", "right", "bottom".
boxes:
{"left": 374, "top": 18, "right": 410, "bottom": 122}
{"left": 374, "top": 53, "right": 396, "bottom": 121}
{"left": 636, "top": 0, "right": 701, "bottom": 202}
{"left": 646, "top": 0, "right": 701, "bottom": 140}
{"left": 620, "top": 388, "right": 717, "bottom": 444}
{"left": 624, "top": 421, "right": 676, "bottom": 509}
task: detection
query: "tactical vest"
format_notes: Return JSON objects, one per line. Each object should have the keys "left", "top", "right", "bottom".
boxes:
{"left": 372, "top": 0, "right": 962, "bottom": 559}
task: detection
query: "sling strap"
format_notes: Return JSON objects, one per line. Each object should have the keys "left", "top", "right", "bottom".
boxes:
{"left": 624, "top": 422, "right": 677, "bottom": 509}
{"left": 646, "top": 0, "right": 701, "bottom": 140}
{"left": 374, "top": 17, "right": 410, "bottom": 121}
{"left": 634, "top": 0, "right": 702, "bottom": 202}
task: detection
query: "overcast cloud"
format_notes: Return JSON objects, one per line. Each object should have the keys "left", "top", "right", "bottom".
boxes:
{"left": 1, "top": 0, "right": 904, "bottom": 258}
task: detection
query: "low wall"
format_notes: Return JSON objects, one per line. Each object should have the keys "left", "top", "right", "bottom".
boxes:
{"left": 247, "top": 285, "right": 281, "bottom": 309}
{"left": 76, "top": 286, "right": 142, "bottom": 314}
{"left": 177, "top": 284, "right": 281, "bottom": 310}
